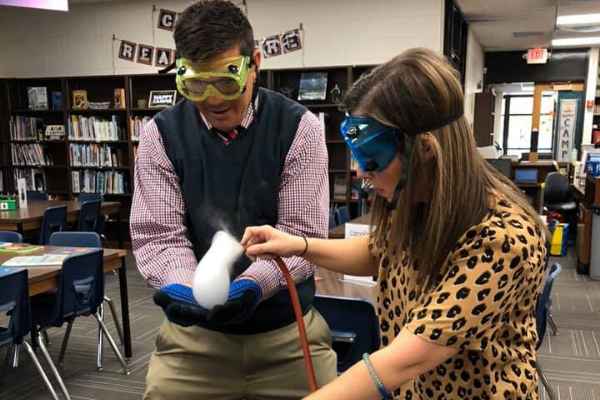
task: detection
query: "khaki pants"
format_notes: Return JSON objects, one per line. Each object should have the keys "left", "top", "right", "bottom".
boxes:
{"left": 144, "top": 309, "right": 337, "bottom": 400}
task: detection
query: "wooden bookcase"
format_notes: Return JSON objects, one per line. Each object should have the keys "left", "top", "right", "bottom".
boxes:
{"left": 0, "top": 64, "right": 377, "bottom": 223}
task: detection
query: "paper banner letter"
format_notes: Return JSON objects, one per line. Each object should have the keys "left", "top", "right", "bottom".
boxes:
{"left": 158, "top": 9, "right": 177, "bottom": 31}
{"left": 137, "top": 44, "right": 154, "bottom": 65}
{"left": 261, "top": 35, "right": 282, "bottom": 58}
{"left": 118, "top": 40, "right": 137, "bottom": 61}
{"left": 155, "top": 47, "right": 173, "bottom": 67}
{"left": 282, "top": 29, "right": 302, "bottom": 53}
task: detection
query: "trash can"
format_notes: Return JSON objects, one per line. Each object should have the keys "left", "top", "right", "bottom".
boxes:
{"left": 591, "top": 204, "right": 600, "bottom": 280}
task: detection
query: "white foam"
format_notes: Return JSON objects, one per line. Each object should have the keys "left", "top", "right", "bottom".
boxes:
{"left": 192, "top": 230, "right": 244, "bottom": 309}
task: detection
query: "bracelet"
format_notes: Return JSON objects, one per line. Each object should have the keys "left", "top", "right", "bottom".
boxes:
{"left": 363, "top": 353, "right": 392, "bottom": 400}
{"left": 298, "top": 235, "right": 308, "bottom": 257}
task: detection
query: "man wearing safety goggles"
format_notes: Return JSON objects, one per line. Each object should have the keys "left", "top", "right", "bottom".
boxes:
{"left": 130, "top": 1, "right": 335, "bottom": 399}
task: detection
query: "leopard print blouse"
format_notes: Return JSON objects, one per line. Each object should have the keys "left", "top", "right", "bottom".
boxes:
{"left": 371, "top": 198, "right": 547, "bottom": 400}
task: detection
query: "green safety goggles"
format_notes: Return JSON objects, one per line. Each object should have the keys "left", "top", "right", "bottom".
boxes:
{"left": 175, "top": 55, "right": 252, "bottom": 101}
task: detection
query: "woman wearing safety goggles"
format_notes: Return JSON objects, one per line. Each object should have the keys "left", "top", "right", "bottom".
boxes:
{"left": 243, "top": 48, "right": 549, "bottom": 400}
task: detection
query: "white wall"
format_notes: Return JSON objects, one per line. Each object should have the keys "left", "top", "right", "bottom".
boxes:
{"left": 463, "top": 27, "right": 484, "bottom": 129}
{"left": 0, "top": 0, "right": 445, "bottom": 78}
{"left": 582, "top": 47, "right": 599, "bottom": 145}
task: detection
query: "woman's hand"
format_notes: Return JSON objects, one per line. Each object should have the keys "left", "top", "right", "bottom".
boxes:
{"left": 241, "top": 225, "right": 306, "bottom": 260}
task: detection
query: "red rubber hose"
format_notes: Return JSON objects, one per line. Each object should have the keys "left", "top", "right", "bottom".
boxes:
{"left": 274, "top": 256, "right": 318, "bottom": 393}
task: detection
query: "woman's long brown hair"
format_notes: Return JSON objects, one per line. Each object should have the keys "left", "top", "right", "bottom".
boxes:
{"left": 343, "top": 48, "right": 548, "bottom": 290}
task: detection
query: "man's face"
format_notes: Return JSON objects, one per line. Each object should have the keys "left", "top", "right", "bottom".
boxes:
{"left": 192, "top": 46, "right": 261, "bottom": 133}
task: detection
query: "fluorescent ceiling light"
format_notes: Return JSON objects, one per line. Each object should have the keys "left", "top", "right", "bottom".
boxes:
{"left": 557, "top": 13, "right": 600, "bottom": 26}
{"left": 552, "top": 36, "right": 600, "bottom": 46}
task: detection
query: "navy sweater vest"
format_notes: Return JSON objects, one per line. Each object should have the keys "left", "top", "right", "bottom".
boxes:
{"left": 154, "top": 88, "right": 315, "bottom": 334}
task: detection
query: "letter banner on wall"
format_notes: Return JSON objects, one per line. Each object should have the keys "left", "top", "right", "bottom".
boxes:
{"left": 556, "top": 98, "right": 577, "bottom": 162}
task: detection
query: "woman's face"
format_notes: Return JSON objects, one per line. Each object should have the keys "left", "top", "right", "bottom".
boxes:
{"left": 357, "top": 155, "right": 402, "bottom": 202}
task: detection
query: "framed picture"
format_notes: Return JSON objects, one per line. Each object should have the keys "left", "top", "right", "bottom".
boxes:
{"left": 149, "top": 90, "right": 177, "bottom": 108}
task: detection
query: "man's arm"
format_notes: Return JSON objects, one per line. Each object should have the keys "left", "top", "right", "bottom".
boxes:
{"left": 130, "top": 119, "right": 197, "bottom": 289}
{"left": 239, "top": 111, "right": 329, "bottom": 299}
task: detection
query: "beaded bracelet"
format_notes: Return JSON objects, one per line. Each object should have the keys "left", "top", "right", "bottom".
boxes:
{"left": 362, "top": 353, "right": 392, "bottom": 400}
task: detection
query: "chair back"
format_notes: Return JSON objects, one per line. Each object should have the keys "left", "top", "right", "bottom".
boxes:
{"left": 39, "top": 205, "right": 68, "bottom": 245}
{"left": 329, "top": 213, "right": 337, "bottom": 229}
{"left": 49, "top": 231, "right": 102, "bottom": 248}
{"left": 544, "top": 172, "right": 571, "bottom": 205}
{"left": 335, "top": 206, "right": 351, "bottom": 225}
{"left": 52, "top": 249, "right": 104, "bottom": 323}
{"left": 26, "top": 191, "right": 49, "bottom": 201}
{"left": 312, "top": 295, "right": 380, "bottom": 373}
{"left": 0, "top": 231, "right": 23, "bottom": 243}
{"left": 0, "top": 267, "right": 30, "bottom": 346}
{"left": 76, "top": 193, "right": 103, "bottom": 203}
{"left": 77, "top": 200, "right": 102, "bottom": 233}
{"left": 536, "top": 263, "right": 562, "bottom": 350}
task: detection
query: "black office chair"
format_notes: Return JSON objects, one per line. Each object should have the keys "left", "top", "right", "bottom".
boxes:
{"left": 544, "top": 172, "right": 577, "bottom": 215}
{"left": 535, "top": 263, "right": 562, "bottom": 400}
{"left": 312, "top": 295, "right": 380, "bottom": 373}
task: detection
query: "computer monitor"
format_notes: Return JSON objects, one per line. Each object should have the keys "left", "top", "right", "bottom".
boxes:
{"left": 486, "top": 158, "right": 511, "bottom": 178}
{"left": 514, "top": 169, "right": 538, "bottom": 184}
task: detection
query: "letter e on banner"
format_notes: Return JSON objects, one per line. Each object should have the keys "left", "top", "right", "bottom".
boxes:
{"left": 158, "top": 9, "right": 177, "bottom": 31}
{"left": 282, "top": 29, "right": 302, "bottom": 53}
{"left": 119, "top": 40, "right": 137, "bottom": 61}
{"left": 261, "top": 35, "right": 282, "bottom": 58}
{"left": 137, "top": 44, "right": 154, "bottom": 65}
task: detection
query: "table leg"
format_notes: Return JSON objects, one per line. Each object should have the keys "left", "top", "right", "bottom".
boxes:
{"left": 118, "top": 257, "right": 132, "bottom": 359}
{"left": 116, "top": 211, "right": 124, "bottom": 249}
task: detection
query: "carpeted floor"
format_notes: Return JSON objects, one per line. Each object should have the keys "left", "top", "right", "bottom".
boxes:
{"left": 0, "top": 250, "right": 598, "bottom": 399}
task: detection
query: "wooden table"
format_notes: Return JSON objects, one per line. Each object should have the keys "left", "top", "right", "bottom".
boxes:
{"left": 328, "top": 213, "right": 371, "bottom": 239}
{"left": 0, "top": 245, "right": 133, "bottom": 359}
{"left": 315, "top": 268, "right": 377, "bottom": 304}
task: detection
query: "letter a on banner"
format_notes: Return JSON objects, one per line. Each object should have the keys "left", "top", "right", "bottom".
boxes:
{"left": 261, "top": 35, "right": 282, "bottom": 58}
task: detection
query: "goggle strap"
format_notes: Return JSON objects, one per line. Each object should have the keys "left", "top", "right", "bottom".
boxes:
{"left": 402, "top": 110, "right": 464, "bottom": 137}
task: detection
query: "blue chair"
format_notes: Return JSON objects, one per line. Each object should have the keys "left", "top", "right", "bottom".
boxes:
{"left": 329, "top": 213, "right": 337, "bottom": 229}
{"left": 76, "top": 193, "right": 103, "bottom": 203}
{"left": 26, "top": 191, "right": 49, "bottom": 201}
{"left": 0, "top": 267, "right": 69, "bottom": 399}
{"left": 77, "top": 194, "right": 108, "bottom": 245}
{"left": 0, "top": 231, "right": 23, "bottom": 243}
{"left": 30, "top": 246, "right": 129, "bottom": 375}
{"left": 38, "top": 205, "right": 68, "bottom": 245}
{"left": 312, "top": 295, "right": 380, "bottom": 373}
{"left": 335, "top": 206, "right": 351, "bottom": 225}
{"left": 77, "top": 200, "right": 102, "bottom": 233}
{"left": 535, "top": 263, "right": 562, "bottom": 400}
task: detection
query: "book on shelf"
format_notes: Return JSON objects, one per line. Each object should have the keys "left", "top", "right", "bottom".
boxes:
{"left": 27, "top": 87, "right": 48, "bottom": 110}
{"left": 298, "top": 72, "right": 328, "bottom": 101}
{"left": 333, "top": 174, "right": 346, "bottom": 200}
{"left": 72, "top": 90, "right": 89, "bottom": 109}
{"left": 114, "top": 88, "right": 126, "bottom": 109}
{"left": 0, "top": 243, "right": 42, "bottom": 255}
{"left": 3, "top": 254, "right": 69, "bottom": 267}
{"left": 69, "top": 115, "right": 124, "bottom": 141}
{"left": 9, "top": 116, "right": 44, "bottom": 141}
{"left": 69, "top": 143, "right": 123, "bottom": 167}
{"left": 51, "top": 91, "right": 62, "bottom": 110}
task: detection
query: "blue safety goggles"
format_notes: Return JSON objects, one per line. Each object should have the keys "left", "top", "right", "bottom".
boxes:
{"left": 340, "top": 113, "right": 403, "bottom": 173}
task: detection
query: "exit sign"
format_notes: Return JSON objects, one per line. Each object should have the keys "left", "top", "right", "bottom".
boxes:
{"left": 527, "top": 48, "right": 548, "bottom": 64}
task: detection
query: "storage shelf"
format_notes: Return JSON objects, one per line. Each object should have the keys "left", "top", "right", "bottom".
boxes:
{"left": 130, "top": 108, "right": 163, "bottom": 112}
{"left": 326, "top": 139, "right": 345, "bottom": 144}
{"left": 69, "top": 108, "right": 127, "bottom": 113}
{"left": 68, "top": 140, "right": 129, "bottom": 144}
{"left": 9, "top": 109, "right": 63, "bottom": 114}
{"left": 70, "top": 166, "right": 130, "bottom": 171}
{"left": 13, "top": 165, "right": 68, "bottom": 169}
{"left": 10, "top": 140, "right": 65, "bottom": 144}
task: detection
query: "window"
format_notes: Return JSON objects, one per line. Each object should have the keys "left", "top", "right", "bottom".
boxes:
{"left": 502, "top": 93, "right": 556, "bottom": 158}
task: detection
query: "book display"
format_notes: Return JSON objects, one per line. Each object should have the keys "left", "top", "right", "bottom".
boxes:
{"left": 0, "top": 65, "right": 376, "bottom": 224}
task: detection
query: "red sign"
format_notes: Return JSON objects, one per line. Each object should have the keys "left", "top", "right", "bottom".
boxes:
{"left": 527, "top": 48, "right": 548, "bottom": 64}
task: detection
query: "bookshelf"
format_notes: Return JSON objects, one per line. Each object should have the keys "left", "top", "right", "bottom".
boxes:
{"left": 0, "top": 64, "right": 377, "bottom": 223}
